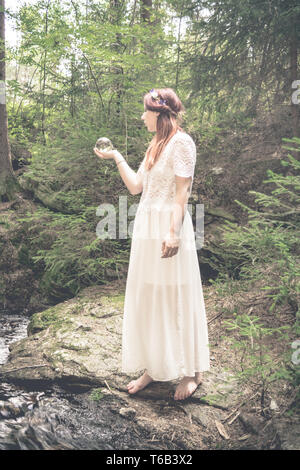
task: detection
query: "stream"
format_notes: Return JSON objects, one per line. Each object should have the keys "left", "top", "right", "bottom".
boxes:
{"left": 0, "top": 313, "right": 171, "bottom": 451}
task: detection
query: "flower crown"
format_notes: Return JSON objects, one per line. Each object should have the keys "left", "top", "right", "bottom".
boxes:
{"left": 149, "top": 88, "right": 167, "bottom": 106}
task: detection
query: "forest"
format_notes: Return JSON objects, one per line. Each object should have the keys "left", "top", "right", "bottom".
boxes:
{"left": 0, "top": 0, "right": 299, "bottom": 451}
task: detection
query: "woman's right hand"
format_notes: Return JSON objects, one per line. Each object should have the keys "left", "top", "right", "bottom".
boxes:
{"left": 93, "top": 147, "right": 121, "bottom": 160}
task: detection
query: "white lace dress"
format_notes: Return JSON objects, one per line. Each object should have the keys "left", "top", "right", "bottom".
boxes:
{"left": 121, "top": 130, "right": 210, "bottom": 381}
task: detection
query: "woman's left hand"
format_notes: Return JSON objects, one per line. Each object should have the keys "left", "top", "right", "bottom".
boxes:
{"left": 161, "top": 231, "right": 180, "bottom": 258}
{"left": 93, "top": 147, "right": 121, "bottom": 160}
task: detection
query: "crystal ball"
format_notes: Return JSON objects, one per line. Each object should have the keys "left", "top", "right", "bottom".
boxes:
{"left": 95, "top": 137, "right": 114, "bottom": 153}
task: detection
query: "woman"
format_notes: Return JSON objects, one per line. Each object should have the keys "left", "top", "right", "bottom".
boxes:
{"left": 94, "top": 88, "right": 210, "bottom": 400}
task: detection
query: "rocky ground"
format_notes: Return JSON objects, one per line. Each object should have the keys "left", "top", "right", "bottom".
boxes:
{"left": 0, "top": 280, "right": 299, "bottom": 450}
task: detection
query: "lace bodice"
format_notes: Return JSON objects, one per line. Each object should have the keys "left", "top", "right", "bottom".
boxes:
{"left": 136, "top": 131, "right": 196, "bottom": 211}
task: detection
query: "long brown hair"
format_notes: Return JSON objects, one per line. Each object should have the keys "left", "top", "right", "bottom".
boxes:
{"left": 143, "top": 88, "right": 185, "bottom": 171}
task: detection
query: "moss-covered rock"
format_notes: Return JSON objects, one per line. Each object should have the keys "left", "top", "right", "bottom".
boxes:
{"left": 0, "top": 285, "right": 127, "bottom": 388}
{"left": 2, "top": 281, "right": 296, "bottom": 449}
{"left": 0, "top": 283, "right": 238, "bottom": 406}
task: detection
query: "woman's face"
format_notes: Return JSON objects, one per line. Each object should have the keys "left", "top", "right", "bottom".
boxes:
{"left": 141, "top": 108, "right": 159, "bottom": 132}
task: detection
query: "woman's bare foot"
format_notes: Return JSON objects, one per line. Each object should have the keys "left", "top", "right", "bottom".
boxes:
{"left": 127, "top": 371, "right": 153, "bottom": 394}
{"left": 174, "top": 372, "right": 203, "bottom": 400}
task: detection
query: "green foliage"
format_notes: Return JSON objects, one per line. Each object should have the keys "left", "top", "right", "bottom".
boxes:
{"left": 209, "top": 147, "right": 300, "bottom": 314}
{"left": 7, "top": 0, "right": 297, "bottom": 158}
{"left": 4, "top": 1, "right": 190, "bottom": 300}
{"left": 29, "top": 305, "right": 73, "bottom": 334}
{"left": 183, "top": 0, "right": 300, "bottom": 116}
{"left": 208, "top": 141, "right": 300, "bottom": 412}
{"left": 209, "top": 274, "right": 252, "bottom": 299}
{"left": 0, "top": 215, "right": 11, "bottom": 229}
{"left": 90, "top": 388, "right": 105, "bottom": 402}
{"left": 16, "top": 204, "right": 130, "bottom": 300}
{"left": 224, "top": 313, "right": 293, "bottom": 414}
{"left": 12, "top": 126, "right": 136, "bottom": 300}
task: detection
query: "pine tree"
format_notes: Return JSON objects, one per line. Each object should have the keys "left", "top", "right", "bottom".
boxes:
{"left": 0, "top": 0, "right": 18, "bottom": 201}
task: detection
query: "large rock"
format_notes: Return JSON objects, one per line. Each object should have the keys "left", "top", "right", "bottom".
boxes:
{"left": 2, "top": 283, "right": 298, "bottom": 449}
{"left": 0, "top": 284, "right": 242, "bottom": 449}
{"left": 0, "top": 284, "right": 238, "bottom": 400}
{"left": 0, "top": 283, "right": 248, "bottom": 449}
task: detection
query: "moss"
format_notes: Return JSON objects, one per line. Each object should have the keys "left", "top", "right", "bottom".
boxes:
{"left": 27, "top": 290, "right": 124, "bottom": 340}
{"left": 28, "top": 305, "right": 72, "bottom": 335}
{"left": 90, "top": 388, "right": 105, "bottom": 401}
{"left": 50, "top": 352, "right": 66, "bottom": 366}
{"left": 205, "top": 207, "right": 236, "bottom": 221}
{"left": 69, "top": 302, "right": 86, "bottom": 315}
{"left": 18, "top": 244, "right": 31, "bottom": 267}
{"left": 198, "top": 394, "right": 223, "bottom": 406}
{"left": 0, "top": 215, "right": 11, "bottom": 229}
{"left": 62, "top": 344, "right": 90, "bottom": 352}
{"left": 100, "top": 294, "right": 125, "bottom": 308}
{"left": 0, "top": 174, "right": 21, "bottom": 202}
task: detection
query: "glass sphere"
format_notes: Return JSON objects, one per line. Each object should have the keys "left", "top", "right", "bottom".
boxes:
{"left": 95, "top": 137, "right": 114, "bottom": 153}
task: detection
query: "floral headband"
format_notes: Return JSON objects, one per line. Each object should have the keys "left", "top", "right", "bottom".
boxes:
{"left": 149, "top": 88, "right": 167, "bottom": 106}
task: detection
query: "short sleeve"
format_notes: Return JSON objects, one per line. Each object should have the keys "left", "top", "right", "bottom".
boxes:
{"left": 173, "top": 136, "right": 196, "bottom": 178}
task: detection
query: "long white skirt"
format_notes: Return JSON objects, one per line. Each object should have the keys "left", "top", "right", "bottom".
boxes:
{"left": 121, "top": 203, "right": 210, "bottom": 381}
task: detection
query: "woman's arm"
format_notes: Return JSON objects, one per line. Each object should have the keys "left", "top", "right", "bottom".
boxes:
{"left": 161, "top": 135, "right": 196, "bottom": 258}
{"left": 161, "top": 175, "right": 191, "bottom": 258}
{"left": 94, "top": 146, "right": 142, "bottom": 195}
{"left": 112, "top": 152, "right": 143, "bottom": 195}
{"left": 169, "top": 175, "right": 192, "bottom": 236}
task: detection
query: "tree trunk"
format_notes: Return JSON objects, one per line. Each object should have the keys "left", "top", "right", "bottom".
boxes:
{"left": 290, "top": 31, "right": 300, "bottom": 140}
{"left": 246, "top": 37, "right": 271, "bottom": 117}
{"left": 175, "top": 8, "right": 183, "bottom": 90}
{"left": 40, "top": 0, "right": 51, "bottom": 146}
{"left": 140, "top": 0, "right": 152, "bottom": 23}
{"left": 109, "top": 0, "right": 125, "bottom": 119}
{"left": 140, "top": 0, "right": 154, "bottom": 72}
{"left": 0, "top": 0, "right": 18, "bottom": 202}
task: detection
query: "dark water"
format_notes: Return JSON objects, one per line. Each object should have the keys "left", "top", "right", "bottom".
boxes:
{"left": 0, "top": 313, "right": 29, "bottom": 366}
{"left": 0, "top": 382, "right": 154, "bottom": 450}
{"left": 0, "top": 313, "right": 173, "bottom": 450}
